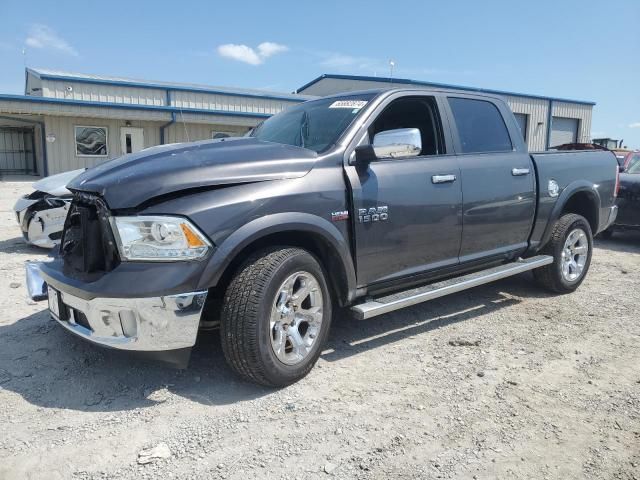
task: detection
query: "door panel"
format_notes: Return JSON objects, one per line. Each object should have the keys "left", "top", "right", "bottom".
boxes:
{"left": 457, "top": 152, "right": 535, "bottom": 261}
{"left": 444, "top": 96, "right": 536, "bottom": 263}
{"left": 550, "top": 117, "right": 578, "bottom": 147}
{"left": 120, "top": 127, "right": 144, "bottom": 155}
{"left": 346, "top": 157, "right": 462, "bottom": 287}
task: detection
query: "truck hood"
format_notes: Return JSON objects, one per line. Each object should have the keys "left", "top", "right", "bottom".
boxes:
{"left": 68, "top": 138, "right": 318, "bottom": 209}
{"left": 34, "top": 168, "right": 86, "bottom": 197}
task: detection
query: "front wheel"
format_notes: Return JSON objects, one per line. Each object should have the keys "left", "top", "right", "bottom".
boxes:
{"left": 533, "top": 213, "right": 593, "bottom": 293}
{"left": 220, "top": 247, "right": 332, "bottom": 387}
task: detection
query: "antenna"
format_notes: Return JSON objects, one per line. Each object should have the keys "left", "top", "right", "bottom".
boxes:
{"left": 22, "top": 47, "right": 27, "bottom": 68}
{"left": 389, "top": 60, "right": 395, "bottom": 84}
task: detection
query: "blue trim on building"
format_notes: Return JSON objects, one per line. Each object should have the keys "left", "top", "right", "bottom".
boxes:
{"left": 296, "top": 74, "right": 596, "bottom": 106}
{"left": 0, "top": 93, "right": 271, "bottom": 119}
{"left": 27, "top": 68, "right": 308, "bottom": 103}
{"left": 159, "top": 91, "right": 176, "bottom": 144}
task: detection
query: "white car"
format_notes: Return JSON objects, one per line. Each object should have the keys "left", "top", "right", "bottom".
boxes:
{"left": 14, "top": 169, "right": 85, "bottom": 248}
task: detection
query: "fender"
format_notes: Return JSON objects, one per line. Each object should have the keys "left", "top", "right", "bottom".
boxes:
{"left": 537, "top": 180, "right": 600, "bottom": 250}
{"left": 196, "top": 212, "right": 357, "bottom": 303}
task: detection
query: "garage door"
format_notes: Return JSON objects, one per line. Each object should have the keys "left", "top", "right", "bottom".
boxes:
{"left": 0, "top": 127, "right": 36, "bottom": 174}
{"left": 550, "top": 117, "right": 579, "bottom": 147}
{"left": 513, "top": 113, "right": 528, "bottom": 141}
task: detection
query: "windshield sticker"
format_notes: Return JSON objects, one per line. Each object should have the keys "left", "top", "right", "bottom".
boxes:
{"left": 329, "top": 100, "right": 368, "bottom": 110}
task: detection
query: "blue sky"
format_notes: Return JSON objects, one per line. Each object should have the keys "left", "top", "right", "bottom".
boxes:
{"left": 1, "top": 0, "right": 638, "bottom": 147}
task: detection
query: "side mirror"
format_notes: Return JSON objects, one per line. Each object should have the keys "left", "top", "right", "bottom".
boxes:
{"left": 372, "top": 128, "right": 422, "bottom": 159}
{"left": 352, "top": 145, "right": 377, "bottom": 167}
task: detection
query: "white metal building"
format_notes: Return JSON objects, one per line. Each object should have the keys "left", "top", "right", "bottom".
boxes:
{"left": 296, "top": 74, "right": 595, "bottom": 152}
{"left": 0, "top": 69, "right": 595, "bottom": 177}
{"left": 0, "top": 68, "right": 313, "bottom": 176}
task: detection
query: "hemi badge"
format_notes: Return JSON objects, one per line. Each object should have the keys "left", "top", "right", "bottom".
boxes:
{"left": 331, "top": 210, "right": 349, "bottom": 222}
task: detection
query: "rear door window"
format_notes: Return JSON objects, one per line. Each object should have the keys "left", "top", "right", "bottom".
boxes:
{"left": 448, "top": 97, "right": 513, "bottom": 153}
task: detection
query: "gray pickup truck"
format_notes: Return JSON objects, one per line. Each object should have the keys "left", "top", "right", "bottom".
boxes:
{"left": 26, "top": 88, "right": 619, "bottom": 387}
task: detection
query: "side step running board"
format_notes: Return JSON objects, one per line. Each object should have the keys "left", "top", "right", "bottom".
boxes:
{"left": 351, "top": 255, "right": 553, "bottom": 320}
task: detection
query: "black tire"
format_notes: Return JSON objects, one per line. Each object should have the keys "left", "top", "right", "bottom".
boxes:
{"left": 220, "top": 247, "right": 332, "bottom": 387}
{"left": 533, "top": 213, "right": 593, "bottom": 293}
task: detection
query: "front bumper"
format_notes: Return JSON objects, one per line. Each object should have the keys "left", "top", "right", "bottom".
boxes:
{"left": 26, "top": 261, "right": 207, "bottom": 352}
{"left": 14, "top": 196, "right": 69, "bottom": 248}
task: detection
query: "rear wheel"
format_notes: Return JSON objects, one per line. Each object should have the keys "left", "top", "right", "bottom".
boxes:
{"left": 534, "top": 213, "right": 593, "bottom": 293}
{"left": 220, "top": 247, "right": 332, "bottom": 387}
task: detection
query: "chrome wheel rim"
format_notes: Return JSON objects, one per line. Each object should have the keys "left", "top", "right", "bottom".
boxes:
{"left": 561, "top": 228, "right": 589, "bottom": 282}
{"left": 270, "top": 271, "right": 323, "bottom": 366}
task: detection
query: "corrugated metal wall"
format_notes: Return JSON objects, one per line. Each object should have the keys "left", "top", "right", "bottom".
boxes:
{"left": 42, "top": 116, "right": 252, "bottom": 174}
{"left": 44, "top": 116, "right": 163, "bottom": 173}
{"left": 171, "top": 91, "right": 294, "bottom": 116}
{"left": 163, "top": 123, "right": 249, "bottom": 144}
{"left": 41, "top": 78, "right": 302, "bottom": 116}
{"left": 502, "top": 95, "right": 549, "bottom": 151}
{"left": 42, "top": 80, "right": 166, "bottom": 106}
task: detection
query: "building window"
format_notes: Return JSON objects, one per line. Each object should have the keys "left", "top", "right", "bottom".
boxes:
{"left": 75, "top": 126, "right": 108, "bottom": 156}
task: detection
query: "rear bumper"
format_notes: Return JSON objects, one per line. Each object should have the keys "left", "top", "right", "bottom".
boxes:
{"left": 26, "top": 261, "right": 207, "bottom": 352}
{"left": 604, "top": 205, "right": 618, "bottom": 230}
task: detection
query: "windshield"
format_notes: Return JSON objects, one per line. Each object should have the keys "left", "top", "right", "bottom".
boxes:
{"left": 626, "top": 153, "right": 640, "bottom": 173}
{"left": 251, "top": 93, "right": 375, "bottom": 153}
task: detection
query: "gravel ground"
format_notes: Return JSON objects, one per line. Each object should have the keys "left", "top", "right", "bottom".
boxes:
{"left": 0, "top": 179, "right": 638, "bottom": 480}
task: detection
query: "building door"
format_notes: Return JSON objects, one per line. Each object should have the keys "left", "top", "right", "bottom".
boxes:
{"left": 120, "top": 127, "right": 144, "bottom": 155}
{"left": 0, "top": 127, "right": 36, "bottom": 174}
{"left": 550, "top": 117, "right": 578, "bottom": 147}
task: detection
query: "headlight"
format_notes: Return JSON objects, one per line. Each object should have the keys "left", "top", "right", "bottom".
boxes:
{"left": 110, "top": 216, "right": 212, "bottom": 261}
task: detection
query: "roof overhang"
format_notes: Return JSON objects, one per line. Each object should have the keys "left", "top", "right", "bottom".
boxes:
{"left": 297, "top": 74, "right": 596, "bottom": 106}
{"left": 0, "top": 94, "right": 269, "bottom": 126}
{"left": 26, "top": 67, "right": 314, "bottom": 103}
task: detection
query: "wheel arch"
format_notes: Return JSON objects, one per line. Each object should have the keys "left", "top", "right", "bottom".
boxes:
{"left": 540, "top": 181, "right": 600, "bottom": 249}
{"left": 197, "top": 212, "right": 357, "bottom": 307}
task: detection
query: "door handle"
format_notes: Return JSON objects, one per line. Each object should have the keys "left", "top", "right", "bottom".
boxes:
{"left": 432, "top": 174, "right": 457, "bottom": 184}
{"left": 512, "top": 168, "right": 530, "bottom": 176}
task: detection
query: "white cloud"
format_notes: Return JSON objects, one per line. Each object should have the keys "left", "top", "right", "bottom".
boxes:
{"left": 629, "top": 122, "right": 640, "bottom": 128}
{"left": 217, "top": 41, "right": 288, "bottom": 65}
{"left": 217, "top": 44, "right": 261, "bottom": 65}
{"left": 257, "top": 42, "right": 288, "bottom": 58}
{"left": 25, "top": 24, "right": 78, "bottom": 56}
